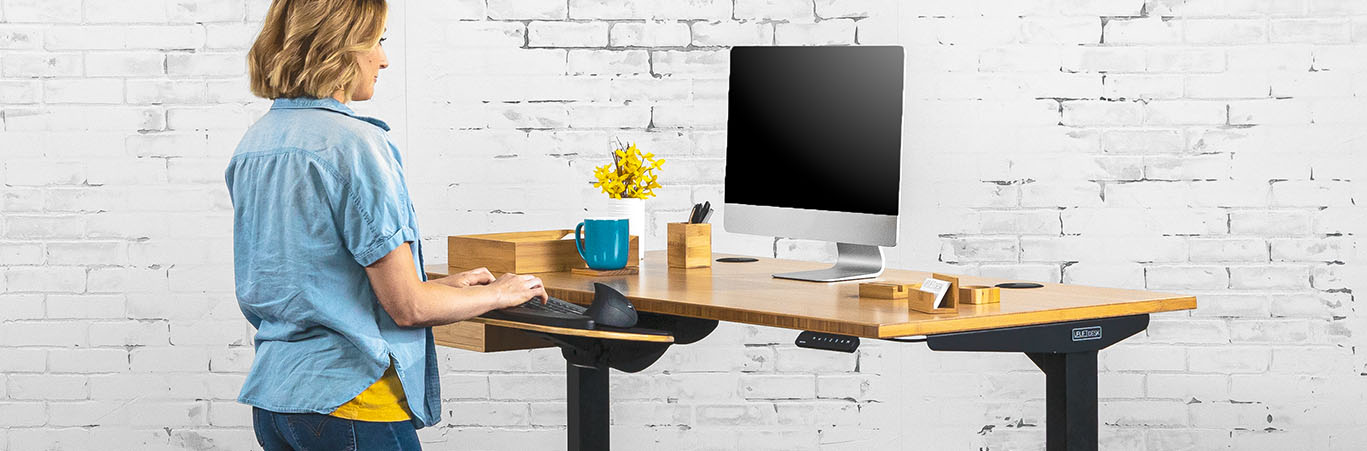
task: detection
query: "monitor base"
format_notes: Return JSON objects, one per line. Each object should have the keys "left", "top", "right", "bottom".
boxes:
{"left": 773, "top": 243, "right": 884, "bottom": 283}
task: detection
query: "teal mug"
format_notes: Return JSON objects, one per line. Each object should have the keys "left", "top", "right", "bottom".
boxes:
{"left": 575, "top": 218, "right": 630, "bottom": 270}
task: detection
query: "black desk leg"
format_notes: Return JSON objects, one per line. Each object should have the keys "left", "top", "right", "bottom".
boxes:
{"left": 926, "top": 314, "right": 1148, "bottom": 451}
{"left": 1028, "top": 351, "right": 1098, "bottom": 451}
{"left": 567, "top": 362, "right": 610, "bottom": 451}
{"left": 550, "top": 314, "right": 715, "bottom": 451}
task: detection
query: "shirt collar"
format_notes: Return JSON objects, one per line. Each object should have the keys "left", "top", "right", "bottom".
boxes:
{"left": 270, "top": 97, "right": 391, "bottom": 131}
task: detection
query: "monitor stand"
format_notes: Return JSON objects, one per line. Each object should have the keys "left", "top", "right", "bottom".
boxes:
{"left": 773, "top": 243, "right": 884, "bottom": 283}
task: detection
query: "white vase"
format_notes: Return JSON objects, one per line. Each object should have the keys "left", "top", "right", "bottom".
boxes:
{"left": 603, "top": 197, "right": 645, "bottom": 263}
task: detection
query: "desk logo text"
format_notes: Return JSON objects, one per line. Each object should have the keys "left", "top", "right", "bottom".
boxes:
{"left": 1071, "top": 326, "right": 1102, "bottom": 342}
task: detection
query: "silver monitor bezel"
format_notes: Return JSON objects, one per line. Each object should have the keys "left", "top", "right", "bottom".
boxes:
{"left": 723, "top": 202, "right": 899, "bottom": 248}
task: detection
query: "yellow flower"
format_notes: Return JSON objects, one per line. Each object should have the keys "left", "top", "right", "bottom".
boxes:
{"left": 591, "top": 140, "right": 666, "bottom": 199}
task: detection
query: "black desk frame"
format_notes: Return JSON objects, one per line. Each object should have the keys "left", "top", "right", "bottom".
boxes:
{"left": 926, "top": 314, "right": 1149, "bottom": 451}
{"left": 535, "top": 313, "right": 1149, "bottom": 451}
{"left": 529, "top": 312, "right": 719, "bottom": 451}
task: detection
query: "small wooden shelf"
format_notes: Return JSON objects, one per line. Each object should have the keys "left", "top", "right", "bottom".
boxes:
{"left": 448, "top": 229, "right": 639, "bottom": 274}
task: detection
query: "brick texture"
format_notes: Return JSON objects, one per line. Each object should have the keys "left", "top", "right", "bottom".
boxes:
{"left": 1, "top": 0, "right": 1364, "bottom": 450}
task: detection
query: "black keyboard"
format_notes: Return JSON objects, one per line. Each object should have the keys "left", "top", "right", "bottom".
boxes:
{"left": 523, "top": 296, "right": 586, "bottom": 315}
{"left": 479, "top": 296, "right": 595, "bottom": 330}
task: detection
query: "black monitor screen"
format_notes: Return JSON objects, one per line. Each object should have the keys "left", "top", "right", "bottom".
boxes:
{"left": 724, "top": 46, "right": 904, "bottom": 217}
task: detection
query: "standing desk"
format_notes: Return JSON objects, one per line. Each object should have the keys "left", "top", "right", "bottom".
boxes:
{"left": 428, "top": 251, "right": 1197, "bottom": 451}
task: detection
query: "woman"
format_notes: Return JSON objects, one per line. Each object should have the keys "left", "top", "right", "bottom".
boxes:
{"left": 225, "top": 1, "right": 548, "bottom": 449}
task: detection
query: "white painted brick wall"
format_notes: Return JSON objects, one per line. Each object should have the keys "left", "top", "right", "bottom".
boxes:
{"left": 3, "top": 0, "right": 1366, "bottom": 450}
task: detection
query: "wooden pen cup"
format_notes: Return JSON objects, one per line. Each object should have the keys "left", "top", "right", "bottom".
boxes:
{"left": 667, "top": 222, "right": 711, "bottom": 269}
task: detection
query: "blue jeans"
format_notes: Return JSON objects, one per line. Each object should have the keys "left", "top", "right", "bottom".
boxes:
{"left": 252, "top": 407, "right": 422, "bottom": 451}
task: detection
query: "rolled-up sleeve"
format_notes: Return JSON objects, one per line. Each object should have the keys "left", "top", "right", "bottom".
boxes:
{"left": 333, "top": 145, "right": 417, "bottom": 267}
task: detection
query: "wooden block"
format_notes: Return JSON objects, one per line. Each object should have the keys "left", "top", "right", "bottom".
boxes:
{"left": 909, "top": 274, "right": 959, "bottom": 315}
{"left": 858, "top": 282, "right": 921, "bottom": 299}
{"left": 570, "top": 266, "right": 641, "bottom": 277}
{"left": 449, "top": 230, "right": 639, "bottom": 274}
{"left": 667, "top": 222, "right": 712, "bottom": 269}
{"left": 959, "top": 285, "right": 1001, "bottom": 305}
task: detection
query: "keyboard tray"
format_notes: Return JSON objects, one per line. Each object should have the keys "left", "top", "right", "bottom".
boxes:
{"left": 469, "top": 317, "right": 674, "bottom": 343}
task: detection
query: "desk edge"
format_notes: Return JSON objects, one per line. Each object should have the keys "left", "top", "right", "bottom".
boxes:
{"left": 876, "top": 296, "right": 1198, "bottom": 338}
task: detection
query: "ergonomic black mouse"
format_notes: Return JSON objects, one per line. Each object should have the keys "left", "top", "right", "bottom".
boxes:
{"left": 584, "top": 282, "right": 638, "bottom": 328}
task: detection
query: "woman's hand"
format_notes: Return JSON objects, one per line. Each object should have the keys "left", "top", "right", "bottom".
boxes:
{"left": 487, "top": 273, "right": 549, "bottom": 308}
{"left": 434, "top": 267, "right": 495, "bottom": 288}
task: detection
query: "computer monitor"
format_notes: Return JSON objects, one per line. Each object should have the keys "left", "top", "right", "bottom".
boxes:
{"left": 723, "top": 46, "right": 905, "bottom": 282}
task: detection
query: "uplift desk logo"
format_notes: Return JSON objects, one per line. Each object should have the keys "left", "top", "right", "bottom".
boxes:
{"left": 1071, "top": 326, "right": 1102, "bottom": 342}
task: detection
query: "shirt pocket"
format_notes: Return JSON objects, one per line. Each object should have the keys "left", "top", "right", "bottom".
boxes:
{"left": 284, "top": 413, "right": 358, "bottom": 451}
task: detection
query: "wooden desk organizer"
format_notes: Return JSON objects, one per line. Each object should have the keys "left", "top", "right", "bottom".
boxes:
{"left": 858, "top": 282, "right": 920, "bottom": 299}
{"left": 667, "top": 222, "right": 711, "bottom": 269}
{"left": 959, "top": 285, "right": 1001, "bottom": 305}
{"left": 449, "top": 229, "right": 639, "bottom": 274}
{"left": 910, "top": 274, "right": 959, "bottom": 314}
{"left": 860, "top": 274, "right": 960, "bottom": 315}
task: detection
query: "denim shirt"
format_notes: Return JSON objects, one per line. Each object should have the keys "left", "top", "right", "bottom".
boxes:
{"left": 225, "top": 97, "right": 439, "bottom": 428}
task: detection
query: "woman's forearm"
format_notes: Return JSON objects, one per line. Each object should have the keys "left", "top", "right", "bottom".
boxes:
{"left": 365, "top": 244, "right": 503, "bottom": 328}
{"left": 366, "top": 243, "right": 546, "bottom": 328}
{"left": 404, "top": 282, "right": 502, "bottom": 328}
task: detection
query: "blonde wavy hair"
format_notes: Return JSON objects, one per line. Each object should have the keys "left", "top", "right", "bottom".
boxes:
{"left": 248, "top": 0, "right": 387, "bottom": 100}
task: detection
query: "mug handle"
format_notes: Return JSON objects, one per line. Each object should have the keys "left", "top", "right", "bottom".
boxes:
{"left": 575, "top": 222, "right": 589, "bottom": 262}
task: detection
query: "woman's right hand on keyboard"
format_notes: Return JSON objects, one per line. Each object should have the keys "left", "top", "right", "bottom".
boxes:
{"left": 490, "top": 273, "right": 549, "bottom": 308}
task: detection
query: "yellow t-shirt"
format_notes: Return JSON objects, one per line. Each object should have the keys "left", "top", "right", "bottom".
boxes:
{"left": 329, "top": 363, "right": 412, "bottom": 422}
